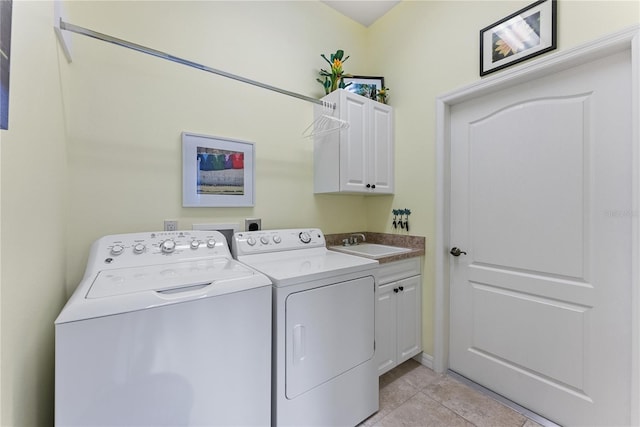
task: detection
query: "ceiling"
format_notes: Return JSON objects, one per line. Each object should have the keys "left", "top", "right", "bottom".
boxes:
{"left": 321, "top": 1, "right": 401, "bottom": 27}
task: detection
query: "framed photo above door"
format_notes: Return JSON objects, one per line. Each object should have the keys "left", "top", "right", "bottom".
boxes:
{"left": 480, "top": 0, "right": 557, "bottom": 76}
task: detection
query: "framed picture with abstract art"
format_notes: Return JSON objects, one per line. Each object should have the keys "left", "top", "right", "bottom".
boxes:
{"left": 480, "top": 0, "right": 556, "bottom": 76}
{"left": 182, "top": 132, "right": 255, "bottom": 207}
{"left": 343, "top": 76, "right": 384, "bottom": 100}
{"left": 1, "top": 0, "right": 12, "bottom": 130}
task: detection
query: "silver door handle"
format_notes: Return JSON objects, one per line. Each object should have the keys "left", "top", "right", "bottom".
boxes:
{"left": 450, "top": 247, "right": 467, "bottom": 257}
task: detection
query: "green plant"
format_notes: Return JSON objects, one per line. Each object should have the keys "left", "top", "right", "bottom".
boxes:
{"left": 317, "top": 50, "right": 352, "bottom": 95}
{"left": 376, "top": 87, "right": 390, "bottom": 104}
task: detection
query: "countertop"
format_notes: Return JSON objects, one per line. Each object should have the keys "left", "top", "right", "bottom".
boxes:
{"left": 324, "top": 232, "right": 425, "bottom": 264}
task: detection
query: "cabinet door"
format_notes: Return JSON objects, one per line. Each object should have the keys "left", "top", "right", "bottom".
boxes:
{"left": 369, "top": 102, "right": 394, "bottom": 194}
{"left": 375, "top": 282, "right": 397, "bottom": 375}
{"left": 339, "top": 91, "right": 369, "bottom": 193}
{"left": 396, "top": 275, "right": 422, "bottom": 364}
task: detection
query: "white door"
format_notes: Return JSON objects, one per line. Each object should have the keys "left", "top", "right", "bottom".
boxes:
{"left": 376, "top": 282, "right": 398, "bottom": 375}
{"left": 340, "top": 91, "right": 369, "bottom": 192}
{"left": 376, "top": 275, "right": 422, "bottom": 375}
{"left": 370, "top": 101, "right": 394, "bottom": 193}
{"left": 449, "top": 49, "right": 633, "bottom": 426}
{"left": 396, "top": 275, "right": 421, "bottom": 363}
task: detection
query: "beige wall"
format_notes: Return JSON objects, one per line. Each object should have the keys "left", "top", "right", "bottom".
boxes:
{"left": 0, "top": 1, "right": 69, "bottom": 425}
{"left": 367, "top": 0, "right": 640, "bottom": 357}
{"left": 0, "top": 1, "right": 638, "bottom": 425}
{"left": 63, "top": 0, "right": 371, "bottom": 289}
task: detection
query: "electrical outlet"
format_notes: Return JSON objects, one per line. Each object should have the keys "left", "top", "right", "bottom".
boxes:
{"left": 245, "top": 218, "right": 261, "bottom": 231}
{"left": 164, "top": 220, "right": 178, "bottom": 231}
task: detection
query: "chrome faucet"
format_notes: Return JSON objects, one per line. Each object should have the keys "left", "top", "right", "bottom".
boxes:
{"left": 349, "top": 233, "right": 366, "bottom": 245}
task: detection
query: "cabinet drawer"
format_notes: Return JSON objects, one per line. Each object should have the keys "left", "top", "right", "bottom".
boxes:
{"left": 377, "top": 258, "right": 421, "bottom": 285}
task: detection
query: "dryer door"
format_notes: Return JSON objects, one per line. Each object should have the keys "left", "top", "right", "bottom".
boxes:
{"left": 285, "top": 275, "right": 375, "bottom": 399}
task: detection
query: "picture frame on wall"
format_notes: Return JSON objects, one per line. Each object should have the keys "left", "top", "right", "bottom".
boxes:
{"left": 182, "top": 132, "right": 255, "bottom": 207}
{"left": 480, "top": 0, "right": 557, "bottom": 76}
{"left": 1, "top": 0, "right": 12, "bottom": 130}
{"left": 343, "top": 76, "right": 385, "bottom": 100}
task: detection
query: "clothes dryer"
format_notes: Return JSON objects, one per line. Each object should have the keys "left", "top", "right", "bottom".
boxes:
{"left": 233, "top": 228, "right": 379, "bottom": 426}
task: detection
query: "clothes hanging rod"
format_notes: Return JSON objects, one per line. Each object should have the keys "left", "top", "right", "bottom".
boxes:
{"left": 59, "top": 20, "right": 333, "bottom": 108}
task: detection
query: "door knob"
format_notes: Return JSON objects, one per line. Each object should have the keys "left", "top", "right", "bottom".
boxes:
{"left": 450, "top": 247, "right": 467, "bottom": 257}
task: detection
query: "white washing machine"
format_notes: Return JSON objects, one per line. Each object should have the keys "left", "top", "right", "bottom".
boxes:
{"left": 55, "top": 230, "right": 272, "bottom": 427}
{"left": 232, "top": 228, "right": 379, "bottom": 426}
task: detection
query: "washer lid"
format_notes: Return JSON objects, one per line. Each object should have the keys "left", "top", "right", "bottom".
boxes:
{"left": 87, "top": 258, "right": 256, "bottom": 299}
{"left": 56, "top": 257, "right": 271, "bottom": 324}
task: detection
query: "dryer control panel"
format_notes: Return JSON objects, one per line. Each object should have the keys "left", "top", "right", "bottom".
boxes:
{"left": 85, "top": 230, "right": 230, "bottom": 274}
{"left": 232, "top": 228, "right": 326, "bottom": 256}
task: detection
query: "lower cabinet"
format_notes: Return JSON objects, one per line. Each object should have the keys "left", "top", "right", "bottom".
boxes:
{"left": 376, "top": 258, "right": 422, "bottom": 376}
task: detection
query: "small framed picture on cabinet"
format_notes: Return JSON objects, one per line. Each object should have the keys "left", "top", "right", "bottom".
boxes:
{"left": 343, "top": 76, "right": 385, "bottom": 100}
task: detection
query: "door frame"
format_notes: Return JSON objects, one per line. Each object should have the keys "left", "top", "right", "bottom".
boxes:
{"left": 434, "top": 25, "right": 640, "bottom": 424}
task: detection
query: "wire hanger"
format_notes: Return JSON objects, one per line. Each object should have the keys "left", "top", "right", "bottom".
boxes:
{"left": 302, "top": 101, "right": 349, "bottom": 138}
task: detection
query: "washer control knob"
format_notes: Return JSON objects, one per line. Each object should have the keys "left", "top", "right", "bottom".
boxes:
{"left": 190, "top": 240, "right": 200, "bottom": 250}
{"left": 247, "top": 237, "right": 256, "bottom": 246}
{"left": 206, "top": 239, "right": 216, "bottom": 248}
{"left": 273, "top": 235, "right": 282, "bottom": 244}
{"left": 260, "top": 236, "right": 270, "bottom": 245}
{"left": 299, "top": 232, "right": 312, "bottom": 244}
{"left": 160, "top": 240, "right": 176, "bottom": 253}
{"left": 133, "top": 243, "right": 145, "bottom": 254}
{"left": 110, "top": 244, "right": 125, "bottom": 256}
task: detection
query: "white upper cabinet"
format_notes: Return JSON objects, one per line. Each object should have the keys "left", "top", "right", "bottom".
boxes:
{"left": 313, "top": 89, "right": 394, "bottom": 194}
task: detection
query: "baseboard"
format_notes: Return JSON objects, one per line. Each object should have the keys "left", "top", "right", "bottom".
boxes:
{"left": 413, "top": 352, "right": 433, "bottom": 370}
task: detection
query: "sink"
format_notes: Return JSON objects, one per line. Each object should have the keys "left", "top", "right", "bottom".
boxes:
{"left": 330, "top": 243, "right": 412, "bottom": 259}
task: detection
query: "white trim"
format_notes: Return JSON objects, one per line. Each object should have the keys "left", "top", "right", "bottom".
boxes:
{"left": 437, "top": 25, "right": 639, "bottom": 105}
{"left": 630, "top": 27, "right": 640, "bottom": 427}
{"left": 434, "top": 97, "right": 450, "bottom": 374}
{"left": 449, "top": 371, "right": 561, "bottom": 427}
{"left": 413, "top": 352, "right": 433, "bottom": 370}
{"left": 435, "top": 24, "right": 640, "bottom": 423}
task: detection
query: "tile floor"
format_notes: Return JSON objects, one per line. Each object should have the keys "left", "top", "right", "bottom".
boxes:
{"left": 360, "top": 359, "right": 545, "bottom": 427}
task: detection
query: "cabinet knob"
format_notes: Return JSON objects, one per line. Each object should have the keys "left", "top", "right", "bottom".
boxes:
{"left": 366, "top": 184, "right": 371, "bottom": 188}
{"left": 399, "top": 286, "right": 404, "bottom": 291}
{"left": 371, "top": 184, "right": 376, "bottom": 189}
{"left": 393, "top": 288, "right": 399, "bottom": 293}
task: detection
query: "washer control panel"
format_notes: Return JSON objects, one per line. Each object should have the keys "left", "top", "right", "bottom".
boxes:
{"left": 87, "top": 230, "right": 229, "bottom": 271}
{"left": 232, "top": 228, "right": 325, "bottom": 256}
